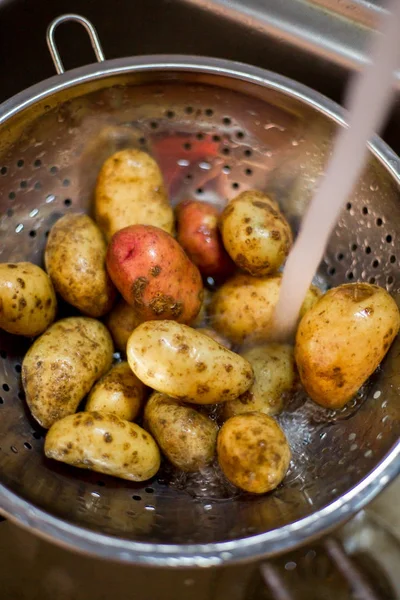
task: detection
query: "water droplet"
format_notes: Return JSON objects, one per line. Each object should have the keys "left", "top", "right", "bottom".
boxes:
{"left": 91, "top": 491, "right": 100, "bottom": 498}
{"left": 15, "top": 224, "right": 24, "bottom": 233}
{"left": 177, "top": 159, "right": 190, "bottom": 167}
{"left": 46, "top": 194, "right": 56, "bottom": 203}
{"left": 199, "top": 161, "right": 211, "bottom": 170}
{"left": 373, "top": 390, "right": 381, "bottom": 399}
{"left": 364, "top": 449, "right": 373, "bottom": 458}
{"left": 29, "top": 208, "right": 39, "bottom": 217}
{"left": 285, "top": 561, "right": 297, "bottom": 571}
{"left": 348, "top": 433, "right": 356, "bottom": 441}
{"left": 204, "top": 504, "right": 212, "bottom": 511}
{"left": 370, "top": 183, "right": 379, "bottom": 191}
{"left": 145, "top": 505, "right": 155, "bottom": 511}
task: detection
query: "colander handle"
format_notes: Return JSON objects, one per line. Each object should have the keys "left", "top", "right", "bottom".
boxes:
{"left": 46, "top": 14, "right": 105, "bottom": 75}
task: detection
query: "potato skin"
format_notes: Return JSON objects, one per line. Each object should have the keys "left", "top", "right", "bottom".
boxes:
{"left": 224, "top": 344, "right": 295, "bottom": 418}
{"left": 220, "top": 190, "right": 293, "bottom": 276}
{"left": 145, "top": 392, "right": 218, "bottom": 472}
{"left": 217, "top": 413, "right": 291, "bottom": 493}
{"left": 45, "top": 411, "right": 160, "bottom": 482}
{"left": 22, "top": 317, "right": 114, "bottom": 429}
{"left": 106, "top": 225, "right": 203, "bottom": 324}
{"left": 45, "top": 213, "right": 116, "bottom": 317}
{"left": 210, "top": 274, "right": 321, "bottom": 344}
{"left": 95, "top": 149, "right": 174, "bottom": 240}
{"left": 105, "top": 298, "right": 142, "bottom": 352}
{"left": 0, "top": 262, "right": 57, "bottom": 336}
{"left": 295, "top": 283, "right": 400, "bottom": 409}
{"left": 85, "top": 362, "right": 146, "bottom": 421}
{"left": 127, "top": 320, "right": 253, "bottom": 404}
{"left": 176, "top": 199, "right": 234, "bottom": 279}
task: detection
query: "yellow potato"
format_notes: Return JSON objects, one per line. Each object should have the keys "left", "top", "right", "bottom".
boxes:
{"left": 127, "top": 320, "right": 253, "bottom": 404}
{"left": 145, "top": 392, "right": 218, "bottom": 472}
{"left": 95, "top": 149, "right": 174, "bottom": 240}
{"left": 0, "top": 262, "right": 56, "bottom": 337}
{"left": 295, "top": 282, "right": 400, "bottom": 409}
{"left": 45, "top": 411, "right": 160, "bottom": 482}
{"left": 217, "top": 413, "right": 291, "bottom": 494}
{"left": 85, "top": 361, "right": 146, "bottom": 421}
{"left": 210, "top": 273, "right": 321, "bottom": 344}
{"left": 105, "top": 298, "right": 143, "bottom": 352}
{"left": 196, "top": 327, "right": 232, "bottom": 350}
{"left": 45, "top": 213, "right": 116, "bottom": 318}
{"left": 22, "top": 317, "right": 114, "bottom": 428}
{"left": 224, "top": 344, "right": 295, "bottom": 418}
{"left": 220, "top": 190, "right": 292, "bottom": 276}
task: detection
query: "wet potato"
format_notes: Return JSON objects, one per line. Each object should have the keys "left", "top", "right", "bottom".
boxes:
{"left": 295, "top": 282, "right": 400, "bottom": 409}
{"left": 176, "top": 199, "right": 235, "bottom": 280}
{"left": 106, "top": 224, "right": 203, "bottom": 324}
{"left": 0, "top": 262, "right": 57, "bottom": 337}
{"left": 45, "top": 411, "right": 160, "bottom": 482}
{"left": 95, "top": 148, "right": 174, "bottom": 240}
{"left": 105, "top": 298, "right": 143, "bottom": 352}
{"left": 217, "top": 413, "right": 291, "bottom": 494}
{"left": 45, "top": 213, "right": 116, "bottom": 318}
{"left": 224, "top": 344, "right": 296, "bottom": 418}
{"left": 127, "top": 320, "right": 254, "bottom": 404}
{"left": 22, "top": 317, "right": 114, "bottom": 429}
{"left": 145, "top": 392, "right": 218, "bottom": 472}
{"left": 220, "top": 190, "right": 293, "bottom": 276}
{"left": 85, "top": 361, "right": 146, "bottom": 421}
{"left": 210, "top": 273, "right": 321, "bottom": 344}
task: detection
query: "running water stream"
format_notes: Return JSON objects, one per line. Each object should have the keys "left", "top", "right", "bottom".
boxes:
{"left": 273, "top": 0, "right": 400, "bottom": 340}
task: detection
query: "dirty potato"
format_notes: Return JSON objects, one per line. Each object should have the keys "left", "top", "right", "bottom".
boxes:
{"left": 86, "top": 361, "right": 146, "bottom": 421}
{"left": 145, "top": 392, "right": 218, "bottom": 471}
{"left": 220, "top": 190, "right": 293, "bottom": 276}
{"left": 106, "top": 225, "right": 203, "bottom": 324}
{"left": 210, "top": 274, "right": 321, "bottom": 344}
{"left": 127, "top": 320, "right": 253, "bottom": 404}
{"left": 224, "top": 344, "right": 295, "bottom": 418}
{"left": 22, "top": 317, "right": 113, "bottom": 428}
{"left": 295, "top": 282, "right": 400, "bottom": 409}
{"left": 176, "top": 199, "right": 235, "bottom": 279}
{"left": 105, "top": 298, "right": 143, "bottom": 352}
{"left": 45, "top": 411, "right": 160, "bottom": 482}
{"left": 45, "top": 213, "right": 116, "bottom": 317}
{"left": 0, "top": 262, "right": 57, "bottom": 337}
{"left": 95, "top": 148, "right": 174, "bottom": 240}
{"left": 217, "top": 413, "right": 291, "bottom": 494}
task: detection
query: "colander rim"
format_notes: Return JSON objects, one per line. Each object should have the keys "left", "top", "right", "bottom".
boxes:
{"left": 0, "top": 54, "right": 399, "bottom": 566}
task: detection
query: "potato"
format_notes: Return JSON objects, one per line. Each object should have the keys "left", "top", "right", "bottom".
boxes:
{"left": 127, "top": 320, "right": 253, "bottom": 404}
{"left": 85, "top": 361, "right": 146, "bottom": 421}
{"left": 224, "top": 344, "right": 295, "bottom": 418}
{"left": 45, "top": 411, "right": 160, "bottom": 482}
{"left": 176, "top": 199, "right": 234, "bottom": 279}
{"left": 45, "top": 213, "right": 116, "bottom": 318}
{"left": 106, "top": 225, "right": 203, "bottom": 324}
{"left": 145, "top": 392, "right": 218, "bottom": 471}
{"left": 210, "top": 273, "right": 321, "bottom": 344}
{"left": 105, "top": 298, "right": 142, "bottom": 352}
{"left": 295, "top": 282, "right": 400, "bottom": 409}
{"left": 196, "top": 327, "right": 232, "bottom": 350}
{"left": 220, "top": 190, "right": 293, "bottom": 276}
{"left": 22, "top": 317, "right": 113, "bottom": 428}
{"left": 95, "top": 148, "right": 174, "bottom": 240}
{"left": 0, "top": 262, "right": 56, "bottom": 337}
{"left": 217, "top": 413, "right": 291, "bottom": 494}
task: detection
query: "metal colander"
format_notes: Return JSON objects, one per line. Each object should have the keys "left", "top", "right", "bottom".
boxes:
{"left": 0, "top": 14, "right": 399, "bottom": 566}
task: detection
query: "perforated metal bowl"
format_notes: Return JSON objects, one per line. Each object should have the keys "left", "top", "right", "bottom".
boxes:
{"left": 0, "top": 15, "right": 399, "bottom": 566}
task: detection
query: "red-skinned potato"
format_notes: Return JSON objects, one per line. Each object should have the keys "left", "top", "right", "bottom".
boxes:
{"left": 106, "top": 225, "right": 203, "bottom": 324}
{"left": 176, "top": 200, "right": 235, "bottom": 280}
